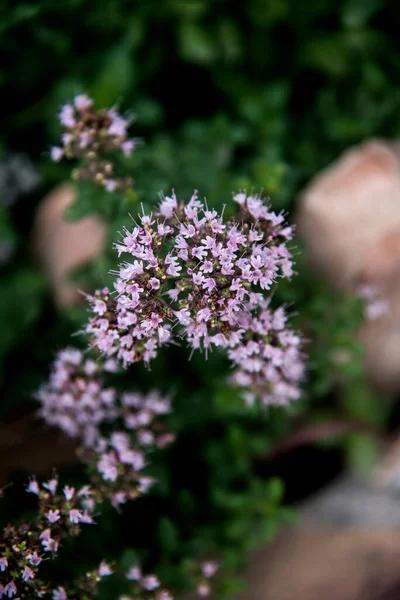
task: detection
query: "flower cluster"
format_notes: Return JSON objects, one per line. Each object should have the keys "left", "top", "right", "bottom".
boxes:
{"left": 85, "top": 191, "right": 304, "bottom": 406}
{"left": 0, "top": 475, "right": 96, "bottom": 598}
{"left": 51, "top": 94, "right": 137, "bottom": 192}
{"left": 81, "top": 432, "right": 156, "bottom": 510}
{"left": 120, "top": 390, "right": 175, "bottom": 449}
{"left": 228, "top": 301, "right": 304, "bottom": 406}
{"left": 37, "top": 348, "right": 174, "bottom": 509}
{"left": 0, "top": 472, "right": 218, "bottom": 600}
{"left": 51, "top": 561, "right": 113, "bottom": 600}
{"left": 36, "top": 348, "right": 119, "bottom": 447}
{"left": 119, "top": 559, "right": 220, "bottom": 600}
{"left": 30, "top": 97, "right": 305, "bottom": 600}
{"left": 121, "top": 564, "right": 173, "bottom": 600}
{"left": 37, "top": 348, "right": 173, "bottom": 450}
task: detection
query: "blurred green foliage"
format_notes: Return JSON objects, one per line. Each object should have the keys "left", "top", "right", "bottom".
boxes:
{"left": 0, "top": 0, "right": 396, "bottom": 596}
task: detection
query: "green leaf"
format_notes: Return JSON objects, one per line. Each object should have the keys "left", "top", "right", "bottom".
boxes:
{"left": 89, "top": 41, "right": 135, "bottom": 105}
{"left": 0, "top": 268, "right": 45, "bottom": 365}
{"left": 217, "top": 19, "right": 242, "bottom": 62}
{"left": 169, "top": 0, "right": 208, "bottom": 19}
{"left": 158, "top": 517, "right": 180, "bottom": 554}
{"left": 0, "top": 4, "right": 41, "bottom": 33}
{"left": 0, "top": 203, "right": 17, "bottom": 253}
{"left": 65, "top": 180, "right": 124, "bottom": 222}
{"left": 120, "top": 549, "right": 140, "bottom": 573}
{"left": 301, "top": 35, "right": 350, "bottom": 77}
{"left": 342, "top": 0, "right": 382, "bottom": 27}
{"left": 266, "top": 478, "right": 284, "bottom": 505}
{"left": 179, "top": 23, "right": 217, "bottom": 64}
{"left": 64, "top": 182, "right": 95, "bottom": 221}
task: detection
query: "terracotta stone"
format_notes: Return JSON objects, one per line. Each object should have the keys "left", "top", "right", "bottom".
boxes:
{"left": 297, "top": 139, "right": 400, "bottom": 391}
{"left": 0, "top": 415, "right": 78, "bottom": 486}
{"left": 237, "top": 526, "right": 400, "bottom": 600}
{"left": 235, "top": 470, "right": 400, "bottom": 600}
{"left": 32, "top": 184, "right": 106, "bottom": 307}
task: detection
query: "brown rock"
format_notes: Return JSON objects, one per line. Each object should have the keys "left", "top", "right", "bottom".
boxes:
{"left": 32, "top": 184, "right": 106, "bottom": 307}
{"left": 237, "top": 526, "right": 400, "bottom": 600}
{"left": 297, "top": 140, "right": 400, "bottom": 391}
{"left": 0, "top": 414, "right": 78, "bottom": 486}
{"left": 236, "top": 469, "right": 400, "bottom": 600}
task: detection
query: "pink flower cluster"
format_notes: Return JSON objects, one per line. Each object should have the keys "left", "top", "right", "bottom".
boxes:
{"left": 37, "top": 348, "right": 173, "bottom": 449}
{"left": 86, "top": 432, "right": 156, "bottom": 509}
{"left": 119, "top": 559, "right": 220, "bottom": 600}
{"left": 120, "top": 390, "right": 174, "bottom": 449}
{"left": 51, "top": 94, "right": 137, "bottom": 192}
{"left": 228, "top": 301, "right": 304, "bottom": 406}
{"left": 85, "top": 191, "right": 304, "bottom": 406}
{"left": 36, "top": 348, "right": 119, "bottom": 447}
{"left": 122, "top": 563, "right": 173, "bottom": 600}
{"left": 0, "top": 475, "right": 96, "bottom": 599}
{"left": 36, "top": 348, "right": 174, "bottom": 509}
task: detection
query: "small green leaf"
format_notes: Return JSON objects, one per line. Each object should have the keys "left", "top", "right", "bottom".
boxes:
{"left": 266, "top": 478, "right": 284, "bottom": 504}
{"left": 158, "top": 517, "right": 180, "bottom": 554}
{"left": 179, "top": 23, "right": 217, "bottom": 64}
{"left": 342, "top": 0, "right": 382, "bottom": 27}
{"left": 89, "top": 41, "right": 135, "bottom": 105}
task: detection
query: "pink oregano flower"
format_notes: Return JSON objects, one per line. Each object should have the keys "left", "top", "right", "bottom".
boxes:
{"left": 36, "top": 348, "right": 173, "bottom": 509}
{"left": 85, "top": 191, "right": 304, "bottom": 406}
{"left": 0, "top": 476, "right": 97, "bottom": 598}
{"left": 51, "top": 94, "right": 138, "bottom": 192}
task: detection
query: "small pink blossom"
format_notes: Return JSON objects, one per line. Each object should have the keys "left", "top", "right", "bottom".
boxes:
{"left": 74, "top": 94, "right": 93, "bottom": 112}
{"left": 201, "top": 561, "right": 219, "bottom": 578}
{"left": 80, "top": 511, "right": 94, "bottom": 524}
{"left": 79, "top": 131, "right": 92, "bottom": 148}
{"left": 4, "top": 581, "right": 17, "bottom": 598}
{"left": 141, "top": 575, "right": 160, "bottom": 590}
{"left": 40, "top": 530, "right": 59, "bottom": 553}
{"left": 46, "top": 510, "right": 60, "bottom": 524}
{"left": 43, "top": 478, "right": 58, "bottom": 496}
{"left": 63, "top": 486, "right": 75, "bottom": 501}
{"left": 52, "top": 586, "right": 68, "bottom": 600}
{"left": 51, "top": 146, "right": 64, "bottom": 162}
{"left": 59, "top": 104, "right": 75, "bottom": 128}
{"left": 22, "top": 566, "right": 35, "bottom": 582}
{"left": 78, "top": 485, "right": 92, "bottom": 497}
{"left": 197, "top": 583, "right": 211, "bottom": 597}
{"left": 149, "top": 277, "right": 161, "bottom": 290}
{"left": 27, "top": 477, "right": 39, "bottom": 495}
{"left": 155, "top": 593, "right": 174, "bottom": 600}
{"left": 108, "top": 116, "right": 128, "bottom": 137}
{"left": 28, "top": 552, "right": 42, "bottom": 567}
{"left": 69, "top": 509, "right": 83, "bottom": 524}
{"left": 126, "top": 565, "right": 141, "bottom": 581}
{"left": 62, "top": 133, "right": 73, "bottom": 145}
{"left": 121, "top": 140, "right": 135, "bottom": 156}
{"left": 105, "top": 179, "right": 117, "bottom": 192}
{"left": 98, "top": 561, "right": 113, "bottom": 577}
